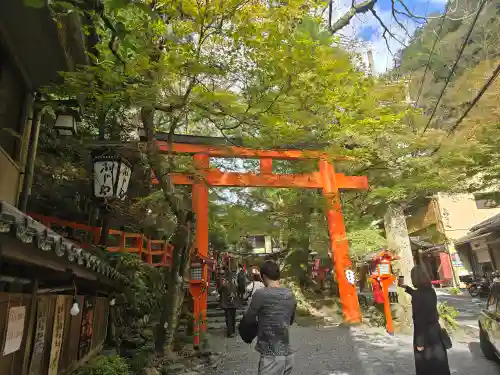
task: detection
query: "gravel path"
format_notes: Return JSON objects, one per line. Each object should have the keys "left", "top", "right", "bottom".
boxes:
{"left": 207, "top": 325, "right": 500, "bottom": 375}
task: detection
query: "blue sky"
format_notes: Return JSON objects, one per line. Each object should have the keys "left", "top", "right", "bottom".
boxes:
{"left": 330, "top": 0, "right": 447, "bottom": 73}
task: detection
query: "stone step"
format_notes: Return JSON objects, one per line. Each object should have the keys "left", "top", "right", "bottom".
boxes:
{"left": 179, "top": 309, "right": 244, "bottom": 320}
{"left": 207, "top": 315, "right": 243, "bottom": 324}
{"left": 177, "top": 319, "right": 244, "bottom": 333}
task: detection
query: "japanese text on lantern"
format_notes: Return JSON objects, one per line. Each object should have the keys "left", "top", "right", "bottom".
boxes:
{"left": 94, "top": 161, "right": 118, "bottom": 198}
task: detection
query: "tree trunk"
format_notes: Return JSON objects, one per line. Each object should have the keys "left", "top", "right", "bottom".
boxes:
{"left": 154, "top": 217, "right": 193, "bottom": 353}
{"left": 284, "top": 192, "right": 315, "bottom": 286}
{"left": 384, "top": 204, "right": 414, "bottom": 326}
{"left": 141, "top": 107, "right": 195, "bottom": 354}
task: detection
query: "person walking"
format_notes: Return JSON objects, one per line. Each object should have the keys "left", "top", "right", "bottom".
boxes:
{"left": 242, "top": 261, "right": 297, "bottom": 375}
{"left": 401, "top": 266, "right": 451, "bottom": 375}
{"left": 237, "top": 264, "right": 248, "bottom": 300}
{"left": 219, "top": 276, "right": 238, "bottom": 337}
{"left": 245, "top": 271, "right": 265, "bottom": 307}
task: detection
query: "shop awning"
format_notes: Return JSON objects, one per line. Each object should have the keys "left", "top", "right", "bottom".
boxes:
{"left": 409, "top": 236, "right": 434, "bottom": 249}
{"left": 455, "top": 212, "right": 500, "bottom": 246}
{"left": 419, "top": 244, "right": 447, "bottom": 254}
{"left": 455, "top": 231, "right": 493, "bottom": 246}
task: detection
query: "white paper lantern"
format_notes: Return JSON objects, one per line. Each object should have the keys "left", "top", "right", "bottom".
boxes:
{"left": 92, "top": 150, "right": 132, "bottom": 200}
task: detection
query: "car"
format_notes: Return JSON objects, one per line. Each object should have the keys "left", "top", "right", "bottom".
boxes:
{"left": 478, "top": 281, "right": 500, "bottom": 361}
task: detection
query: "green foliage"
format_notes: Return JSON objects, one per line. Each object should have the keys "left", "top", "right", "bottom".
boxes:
{"left": 395, "top": 0, "right": 500, "bottom": 136}
{"left": 113, "top": 254, "right": 166, "bottom": 323}
{"left": 450, "top": 287, "right": 462, "bottom": 296}
{"left": 437, "top": 302, "right": 460, "bottom": 332}
{"left": 23, "top": 0, "right": 46, "bottom": 9}
{"left": 127, "top": 348, "right": 150, "bottom": 375}
{"left": 37, "top": 0, "right": 491, "bottom": 290}
{"left": 74, "top": 355, "right": 129, "bottom": 375}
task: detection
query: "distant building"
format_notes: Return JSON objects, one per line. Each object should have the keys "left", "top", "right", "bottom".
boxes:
{"left": 245, "top": 234, "right": 281, "bottom": 254}
{"left": 406, "top": 192, "right": 500, "bottom": 284}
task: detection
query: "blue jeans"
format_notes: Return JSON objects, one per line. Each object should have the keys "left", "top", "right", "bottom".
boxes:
{"left": 258, "top": 354, "right": 294, "bottom": 375}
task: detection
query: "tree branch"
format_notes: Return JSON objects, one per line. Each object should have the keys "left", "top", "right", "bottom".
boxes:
{"left": 370, "top": 8, "right": 406, "bottom": 52}
{"left": 390, "top": 0, "right": 412, "bottom": 39}
{"left": 329, "top": 0, "right": 377, "bottom": 34}
{"left": 141, "top": 107, "right": 183, "bottom": 218}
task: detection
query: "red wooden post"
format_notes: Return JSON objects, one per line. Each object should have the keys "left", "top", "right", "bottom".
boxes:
{"left": 191, "top": 154, "right": 210, "bottom": 346}
{"left": 318, "top": 159, "right": 361, "bottom": 324}
{"left": 260, "top": 158, "right": 273, "bottom": 174}
{"left": 380, "top": 275, "right": 396, "bottom": 334}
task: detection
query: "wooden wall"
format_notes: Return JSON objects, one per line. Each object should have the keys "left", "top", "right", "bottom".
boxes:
{"left": 0, "top": 293, "right": 109, "bottom": 375}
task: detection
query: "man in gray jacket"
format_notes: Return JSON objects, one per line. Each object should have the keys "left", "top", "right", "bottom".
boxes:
{"left": 243, "top": 261, "right": 296, "bottom": 375}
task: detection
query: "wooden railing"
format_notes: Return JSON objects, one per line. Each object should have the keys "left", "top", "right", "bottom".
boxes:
{"left": 27, "top": 213, "right": 172, "bottom": 267}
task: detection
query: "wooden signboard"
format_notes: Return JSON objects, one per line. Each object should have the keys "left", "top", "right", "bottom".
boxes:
{"left": 28, "top": 299, "right": 49, "bottom": 375}
{"left": 78, "top": 297, "right": 95, "bottom": 360}
{"left": 2, "top": 305, "right": 26, "bottom": 355}
{"left": 48, "top": 296, "right": 66, "bottom": 375}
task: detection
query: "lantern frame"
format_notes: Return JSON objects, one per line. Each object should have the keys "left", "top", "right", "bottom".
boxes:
{"left": 91, "top": 149, "right": 132, "bottom": 201}
{"left": 54, "top": 108, "right": 79, "bottom": 137}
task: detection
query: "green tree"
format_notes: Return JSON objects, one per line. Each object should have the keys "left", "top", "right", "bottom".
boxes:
{"left": 35, "top": 0, "right": 487, "bottom": 354}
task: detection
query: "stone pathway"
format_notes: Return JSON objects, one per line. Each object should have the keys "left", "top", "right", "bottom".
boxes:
{"left": 207, "top": 325, "right": 499, "bottom": 375}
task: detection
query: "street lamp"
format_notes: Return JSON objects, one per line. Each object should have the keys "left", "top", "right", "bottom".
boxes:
{"left": 54, "top": 110, "right": 78, "bottom": 137}
{"left": 91, "top": 149, "right": 132, "bottom": 246}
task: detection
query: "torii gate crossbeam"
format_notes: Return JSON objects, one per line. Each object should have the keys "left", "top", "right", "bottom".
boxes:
{"left": 152, "top": 141, "right": 368, "bottom": 344}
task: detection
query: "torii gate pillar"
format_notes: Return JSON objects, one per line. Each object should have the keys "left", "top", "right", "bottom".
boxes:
{"left": 319, "top": 159, "right": 360, "bottom": 323}
{"left": 191, "top": 154, "right": 210, "bottom": 345}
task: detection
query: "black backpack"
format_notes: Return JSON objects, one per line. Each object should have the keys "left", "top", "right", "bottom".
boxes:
{"left": 237, "top": 271, "right": 247, "bottom": 287}
{"left": 238, "top": 315, "right": 258, "bottom": 344}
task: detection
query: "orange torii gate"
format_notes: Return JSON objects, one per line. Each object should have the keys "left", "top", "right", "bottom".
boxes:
{"left": 152, "top": 141, "right": 368, "bottom": 341}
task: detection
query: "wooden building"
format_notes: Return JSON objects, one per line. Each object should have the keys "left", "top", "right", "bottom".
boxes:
{"left": 0, "top": 201, "right": 126, "bottom": 375}
{"left": 0, "top": 3, "right": 124, "bottom": 375}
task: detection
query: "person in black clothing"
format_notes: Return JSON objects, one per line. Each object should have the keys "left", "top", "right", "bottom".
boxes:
{"left": 237, "top": 264, "right": 247, "bottom": 300}
{"left": 401, "top": 266, "right": 451, "bottom": 375}
{"left": 219, "top": 276, "right": 238, "bottom": 337}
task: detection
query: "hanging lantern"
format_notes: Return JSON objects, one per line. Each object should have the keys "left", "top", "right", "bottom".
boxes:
{"left": 54, "top": 113, "right": 78, "bottom": 136}
{"left": 92, "top": 149, "right": 132, "bottom": 200}
{"left": 190, "top": 252, "right": 204, "bottom": 281}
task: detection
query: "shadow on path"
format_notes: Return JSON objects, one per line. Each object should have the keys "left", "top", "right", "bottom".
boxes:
{"left": 351, "top": 327, "right": 500, "bottom": 375}
{"left": 207, "top": 325, "right": 365, "bottom": 375}
{"left": 207, "top": 325, "right": 499, "bottom": 375}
